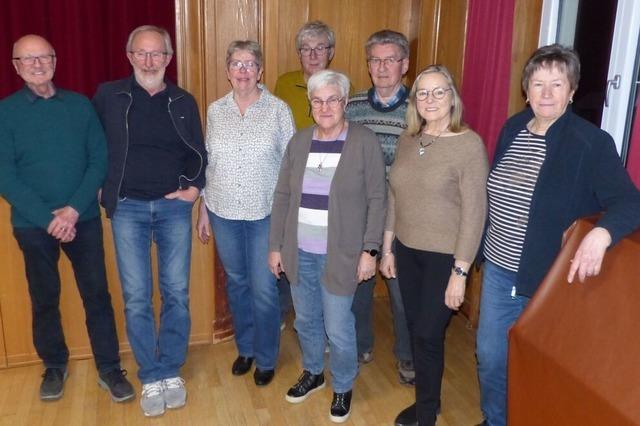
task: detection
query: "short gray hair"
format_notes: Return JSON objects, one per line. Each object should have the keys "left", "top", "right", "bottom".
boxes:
{"left": 126, "top": 25, "right": 173, "bottom": 55}
{"left": 365, "top": 30, "right": 409, "bottom": 59}
{"left": 522, "top": 43, "right": 580, "bottom": 92}
{"left": 226, "top": 40, "right": 263, "bottom": 69}
{"left": 296, "top": 21, "right": 335, "bottom": 50}
{"left": 307, "top": 69, "right": 350, "bottom": 100}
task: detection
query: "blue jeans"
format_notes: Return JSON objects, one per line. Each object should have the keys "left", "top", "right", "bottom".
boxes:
{"left": 13, "top": 218, "right": 121, "bottom": 373}
{"left": 111, "top": 198, "right": 193, "bottom": 384}
{"left": 209, "top": 212, "right": 280, "bottom": 370}
{"left": 290, "top": 249, "right": 358, "bottom": 394}
{"left": 476, "top": 261, "right": 530, "bottom": 426}
{"left": 352, "top": 273, "right": 412, "bottom": 362}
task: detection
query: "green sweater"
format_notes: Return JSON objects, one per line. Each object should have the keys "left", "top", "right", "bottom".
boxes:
{"left": 0, "top": 87, "right": 107, "bottom": 229}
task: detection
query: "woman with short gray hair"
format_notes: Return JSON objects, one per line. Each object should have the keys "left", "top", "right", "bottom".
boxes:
{"left": 197, "top": 40, "right": 295, "bottom": 388}
{"left": 269, "top": 70, "right": 386, "bottom": 423}
{"left": 476, "top": 44, "right": 640, "bottom": 426}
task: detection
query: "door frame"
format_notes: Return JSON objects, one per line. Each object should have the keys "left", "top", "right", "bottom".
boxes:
{"left": 539, "top": 0, "right": 640, "bottom": 156}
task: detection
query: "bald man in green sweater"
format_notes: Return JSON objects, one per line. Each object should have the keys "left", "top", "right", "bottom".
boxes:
{"left": 0, "top": 35, "right": 132, "bottom": 403}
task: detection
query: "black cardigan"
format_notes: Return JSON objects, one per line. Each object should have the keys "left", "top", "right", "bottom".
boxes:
{"left": 486, "top": 107, "right": 640, "bottom": 297}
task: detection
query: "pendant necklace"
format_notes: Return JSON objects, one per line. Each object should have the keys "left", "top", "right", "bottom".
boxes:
{"left": 418, "top": 129, "right": 443, "bottom": 156}
{"left": 317, "top": 121, "right": 347, "bottom": 169}
{"left": 317, "top": 153, "right": 330, "bottom": 170}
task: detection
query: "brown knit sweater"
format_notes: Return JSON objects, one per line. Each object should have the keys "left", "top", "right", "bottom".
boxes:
{"left": 386, "top": 129, "right": 489, "bottom": 263}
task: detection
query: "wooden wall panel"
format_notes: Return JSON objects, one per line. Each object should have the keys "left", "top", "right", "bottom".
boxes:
{"left": 262, "top": 0, "right": 310, "bottom": 90}
{"left": 509, "top": 0, "right": 543, "bottom": 115}
{"left": 175, "top": 0, "right": 207, "bottom": 119}
{"left": 262, "top": 0, "right": 426, "bottom": 93}
{"left": 205, "top": 0, "right": 260, "bottom": 106}
{"left": 435, "top": 0, "right": 469, "bottom": 86}
{"left": 413, "top": 0, "right": 440, "bottom": 77}
{"left": 413, "top": 0, "right": 468, "bottom": 88}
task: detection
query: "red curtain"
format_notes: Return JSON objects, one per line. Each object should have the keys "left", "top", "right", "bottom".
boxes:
{"left": 625, "top": 92, "right": 640, "bottom": 189}
{"left": 1, "top": 0, "right": 176, "bottom": 99}
{"left": 461, "top": 0, "right": 516, "bottom": 162}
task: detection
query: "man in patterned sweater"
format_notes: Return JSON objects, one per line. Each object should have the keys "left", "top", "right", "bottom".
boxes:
{"left": 345, "top": 29, "right": 414, "bottom": 385}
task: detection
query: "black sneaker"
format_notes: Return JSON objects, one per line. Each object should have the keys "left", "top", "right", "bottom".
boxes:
{"left": 285, "top": 370, "right": 325, "bottom": 403}
{"left": 329, "top": 390, "right": 352, "bottom": 423}
{"left": 98, "top": 369, "right": 135, "bottom": 402}
{"left": 40, "top": 368, "right": 68, "bottom": 401}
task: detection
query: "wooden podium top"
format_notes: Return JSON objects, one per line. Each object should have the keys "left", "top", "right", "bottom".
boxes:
{"left": 508, "top": 217, "right": 640, "bottom": 426}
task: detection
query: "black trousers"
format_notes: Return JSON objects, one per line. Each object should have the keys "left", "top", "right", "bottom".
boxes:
{"left": 396, "top": 240, "right": 454, "bottom": 426}
{"left": 13, "top": 218, "right": 121, "bottom": 373}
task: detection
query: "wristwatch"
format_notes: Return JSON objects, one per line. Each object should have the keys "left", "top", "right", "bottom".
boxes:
{"left": 452, "top": 266, "right": 468, "bottom": 277}
{"left": 363, "top": 249, "right": 379, "bottom": 257}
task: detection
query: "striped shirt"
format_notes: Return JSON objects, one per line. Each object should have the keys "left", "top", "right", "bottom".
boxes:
{"left": 484, "top": 129, "right": 547, "bottom": 272}
{"left": 297, "top": 128, "right": 347, "bottom": 254}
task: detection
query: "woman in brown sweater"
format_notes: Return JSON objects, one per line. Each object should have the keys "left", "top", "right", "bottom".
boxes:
{"left": 380, "top": 65, "right": 488, "bottom": 426}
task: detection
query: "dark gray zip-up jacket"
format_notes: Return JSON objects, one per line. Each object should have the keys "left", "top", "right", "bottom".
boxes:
{"left": 92, "top": 76, "right": 206, "bottom": 218}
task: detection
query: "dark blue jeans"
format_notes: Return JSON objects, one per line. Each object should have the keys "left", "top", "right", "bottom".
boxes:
{"left": 13, "top": 217, "right": 121, "bottom": 373}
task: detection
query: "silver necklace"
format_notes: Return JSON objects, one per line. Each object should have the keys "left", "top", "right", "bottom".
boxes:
{"left": 316, "top": 122, "right": 346, "bottom": 169}
{"left": 418, "top": 130, "right": 442, "bottom": 156}
{"left": 317, "top": 153, "right": 330, "bottom": 170}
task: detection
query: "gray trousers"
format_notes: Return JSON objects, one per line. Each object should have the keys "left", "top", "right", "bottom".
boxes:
{"left": 351, "top": 274, "right": 413, "bottom": 362}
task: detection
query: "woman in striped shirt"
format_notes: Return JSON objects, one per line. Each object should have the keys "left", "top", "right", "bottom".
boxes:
{"left": 476, "top": 44, "right": 640, "bottom": 426}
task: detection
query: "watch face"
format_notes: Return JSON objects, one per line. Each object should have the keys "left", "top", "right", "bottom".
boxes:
{"left": 453, "top": 266, "right": 467, "bottom": 276}
{"left": 366, "top": 249, "right": 379, "bottom": 257}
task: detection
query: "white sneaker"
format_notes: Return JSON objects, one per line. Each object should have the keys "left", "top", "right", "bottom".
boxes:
{"left": 140, "top": 381, "right": 165, "bottom": 417}
{"left": 163, "top": 377, "right": 187, "bottom": 409}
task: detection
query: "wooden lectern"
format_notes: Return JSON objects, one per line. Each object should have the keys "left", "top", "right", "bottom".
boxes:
{"left": 508, "top": 217, "right": 640, "bottom": 425}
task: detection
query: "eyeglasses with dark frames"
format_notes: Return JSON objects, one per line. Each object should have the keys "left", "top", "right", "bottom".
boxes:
{"left": 12, "top": 55, "right": 56, "bottom": 65}
{"left": 367, "top": 57, "right": 404, "bottom": 67}
{"left": 299, "top": 45, "right": 332, "bottom": 57}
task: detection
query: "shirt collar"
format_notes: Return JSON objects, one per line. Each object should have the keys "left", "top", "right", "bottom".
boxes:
{"left": 131, "top": 77, "right": 169, "bottom": 98}
{"left": 22, "top": 84, "right": 62, "bottom": 103}
{"left": 370, "top": 84, "right": 407, "bottom": 109}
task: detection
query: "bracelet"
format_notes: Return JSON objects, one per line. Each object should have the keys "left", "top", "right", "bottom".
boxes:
{"left": 382, "top": 251, "right": 393, "bottom": 257}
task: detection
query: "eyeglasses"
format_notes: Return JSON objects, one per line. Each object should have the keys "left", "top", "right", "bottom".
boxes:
{"left": 415, "top": 87, "right": 452, "bottom": 101}
{"left": 367, "top": 57, "right": 404, "bottom": 67}
{"left": 129, "top": 51, "right": 168, "bottom": 62}
{"left": 310, "top": 96, "right": 344, "bottom": 110}
{"left": 228, "top": 61, "right": 260, "bottom": 71}
{"left": 299, "top": 45, "right": 332, "bottom": 57}
{"left": 12, "top": 55, "right": 56, "bottom": 65}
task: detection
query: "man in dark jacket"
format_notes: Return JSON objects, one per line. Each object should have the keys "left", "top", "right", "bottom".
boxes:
{"left": 92, "top": 25, "right": 206, "bottom": 417}
{"left": 0, "top": 34, "right": 133, "bottom": 403}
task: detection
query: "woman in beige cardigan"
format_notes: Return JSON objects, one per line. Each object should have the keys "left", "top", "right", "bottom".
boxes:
{"left": 268, "top": 70, "right": 386, "bottom": 423}
{"left": 380, "top": 65, "right": 488, "bottom": 426}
